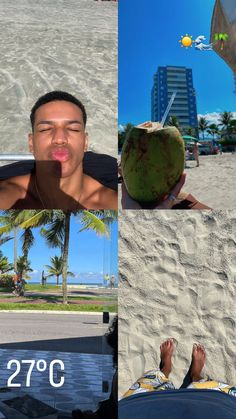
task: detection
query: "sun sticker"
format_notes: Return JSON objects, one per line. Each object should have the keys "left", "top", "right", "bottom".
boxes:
{"left": 179, "top": 34, "right": 194, "bottom": 48}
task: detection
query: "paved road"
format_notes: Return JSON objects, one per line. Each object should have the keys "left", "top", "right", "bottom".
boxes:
{"left": 0, "top": 312, "right": 114, "bottom": 354}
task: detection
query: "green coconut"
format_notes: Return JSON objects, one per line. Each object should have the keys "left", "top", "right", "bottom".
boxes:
{"left": 121, "top": 124, "right": 185, "bottom": 203}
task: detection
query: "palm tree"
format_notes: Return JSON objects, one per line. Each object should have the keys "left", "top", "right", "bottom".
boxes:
{"left": 45, "top": 255, "right": 75, "bottom": 286}
{"left": 168, "top": 115, "right": 180, "bottom": 129}
{"left": 41, "top": 210, "right": 117, "bottom": 303}
{"left": 0, "top": 211, "right": 34, "bottom": 270}
{"left": 1, "top": 210, "right": 117, "bottom": 304}
{"left": 0, "top": 211, "right": 21, "bottom": 270}
{"left": 185, "top": 127, "right": 195, "bottom": 137}
{"left": 0, "top": 251, "right": 13, "bottom": 274}
{"left": 16, "top": 256, "right": 33, "bottom": 295}
{"left": 21, "top": 228, "right": 35, "bottom": 261}
{"left": 218, "top": 111, "right": 233, "bottom": 138}
{"left": 228, "top": 119, "right": 236, "bottom": 137}
{"left": 118, "top": 123, "right": 134, "bottom": 151}
{"left": 198, "top": 117, "right": 209, "bottom": 140}
{"left": 207, "top": 124, "right": 219, "bottom": 140}
{"left": 230, "top": 119, "right": 236, "bottom": 130}
{"left": 16, "top": 256, "right": 33, "bottom": 277}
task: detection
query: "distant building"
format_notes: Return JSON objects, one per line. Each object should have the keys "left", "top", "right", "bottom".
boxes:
{"left": 151, "top": 66, "right": 198, "bottom": 134}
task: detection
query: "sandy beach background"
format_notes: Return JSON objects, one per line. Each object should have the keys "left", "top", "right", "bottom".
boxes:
{"left": 184, "top": 153, "right": 236, "bottom": 209}
{"left": 119, "top": 210, "right": 236, "bottom": 397}
{"left": 0, "top": 0, "right": 117, "bottom": 158}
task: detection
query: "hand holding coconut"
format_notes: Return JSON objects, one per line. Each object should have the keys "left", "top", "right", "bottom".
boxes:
{"left": 121, "top": 173, "right": 186, "bottom": 209}
{"left": 120, "top": 122, "right": 210, "bottom": 210}
{"left": 121, "top": 122, "right": 186, "bottom": 209}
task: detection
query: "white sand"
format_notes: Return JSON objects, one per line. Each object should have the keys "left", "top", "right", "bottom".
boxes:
{"left": 0, "top": 0, "right": 117, "bottom": 157}
{"left": 184, "top": 153, "right": 236, "bottom": 209}
{"left": 119, "top": 210, "right": 236, "bottom": 397}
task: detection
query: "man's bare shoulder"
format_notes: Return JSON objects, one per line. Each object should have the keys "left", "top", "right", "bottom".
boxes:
{"left": 0, "top": 174, "right": 31, "bottom": 209}
{"left": 98, "top": 185, "right": 117, "bottom": 209}
{"left": 83, "top": 176, "right": 117, "bottom": 210}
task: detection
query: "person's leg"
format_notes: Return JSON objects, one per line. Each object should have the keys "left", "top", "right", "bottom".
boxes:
{"left": 122, "top": 339, "right": 175, "bottom": 399}
{"left": 186, "top": 344, "right": 236, "bottom": 397}
{"left": 180, "top": 343, "right": 205, "bottom": 388}
{"left": 190, "top": 343, "right": 206, "bottom": 382}
{"left": 195, "top": 153, "right": 199, "bottom": 167}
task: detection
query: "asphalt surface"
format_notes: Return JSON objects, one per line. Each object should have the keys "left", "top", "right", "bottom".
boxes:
{"left": 0, "top": 312, "right": 114, "bottom": 354}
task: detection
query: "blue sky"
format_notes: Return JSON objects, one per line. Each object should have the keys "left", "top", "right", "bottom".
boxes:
{"left": 0, "top": 215, "right": 118, "bottom": 284}
{"left": 119, "top": 0, "right": 235, "bottom": 126}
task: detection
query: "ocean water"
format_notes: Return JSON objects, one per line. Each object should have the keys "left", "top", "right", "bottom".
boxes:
{"left": 0, "top": 0, "right": 117, "bottom": 158}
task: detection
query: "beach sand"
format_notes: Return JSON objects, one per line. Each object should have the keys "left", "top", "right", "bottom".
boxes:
{"left": 119, "top": 210, "right": 236, "bottom": 397}
{"left": 184, "top": 153, "right": 236, "bottom": 209}
{"left": 0, "top": 0, "right": 117, "bottom": 158}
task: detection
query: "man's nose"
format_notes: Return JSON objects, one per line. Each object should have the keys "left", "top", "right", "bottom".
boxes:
{"left": 52, "top": 127, "right": 68, "bottom": 144}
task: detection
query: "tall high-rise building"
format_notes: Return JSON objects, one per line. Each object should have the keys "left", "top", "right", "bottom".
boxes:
{"left": 151, "top": 66, "right": 198, "bottom": 133}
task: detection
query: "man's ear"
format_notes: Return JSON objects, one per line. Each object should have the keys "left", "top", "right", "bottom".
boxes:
{"left": 84, "top": 132, "right": 88, "bottom": 152}
{"left": 28, "top": 133, "right": 34, "bottom": 153}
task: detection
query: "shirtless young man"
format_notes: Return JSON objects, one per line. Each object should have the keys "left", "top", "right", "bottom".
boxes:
{"left": 0, "top": 91, "right": 117, "bottom": 210}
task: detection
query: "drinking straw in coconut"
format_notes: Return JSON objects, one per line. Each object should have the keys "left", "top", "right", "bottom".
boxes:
{"left": 160, "top": 91, "right": 177, "bottom": 128}
{"left": 135, "top": 91, "right": 177, "bottom": 133}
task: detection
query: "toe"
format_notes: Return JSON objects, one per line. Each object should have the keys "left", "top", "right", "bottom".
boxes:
{"left": 192, "top": 343, "right": 197, "bottom": 353}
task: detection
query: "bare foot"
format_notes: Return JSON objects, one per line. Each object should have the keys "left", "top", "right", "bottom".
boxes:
{"left": 190, "top": 343, "right": 206, "bottom": 382}
{"left": 159, "top": 338, "right": 174, "bottom": 377}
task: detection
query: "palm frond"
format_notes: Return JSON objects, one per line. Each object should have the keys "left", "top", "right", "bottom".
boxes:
{"left": 40, "top": 217, "right": 65, "bottom": 248}
{"left": 45, "top": 273, "right": 56, "bottom": 278}
{"left": 16, "top": 210, "right": 55, "bottom": 229}
{"left": 0, "top": 223, "right": 14, "bottom": 235}
{"left": 67, "top": 271, "right": 75, "bottom": 277}
{"left": 20, "top": 228, "right": 35, "bottom": 258}
{"left": 0, "top": 235, "right": 13, "bottom": 246}
{"left": 78, "top": 211, "right": 110, "bottom": 237}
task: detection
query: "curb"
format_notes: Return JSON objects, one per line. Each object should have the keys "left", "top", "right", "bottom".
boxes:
{"left": 0, "top": 310, "right": 117, "bottom": 316}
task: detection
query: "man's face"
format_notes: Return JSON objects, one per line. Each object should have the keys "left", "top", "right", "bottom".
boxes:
{"left": 28, "top": 100, "right": 88, "bottom": 178}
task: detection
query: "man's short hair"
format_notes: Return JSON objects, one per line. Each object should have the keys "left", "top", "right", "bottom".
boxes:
{"left": 30, "top": 90, "right": 87, "bottom": 130}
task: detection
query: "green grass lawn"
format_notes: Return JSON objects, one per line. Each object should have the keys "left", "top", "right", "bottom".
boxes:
{"left": 0, "top": 285, "right": 57, "bottom": 293}
{"left": 0, "top": 302, "right": 117, "bottom": 312}
{"left": 0, "top": 292, "right": 115, "bottom": 303}
{"left": 0, "top": 284, "right": 117, "bottom": 312}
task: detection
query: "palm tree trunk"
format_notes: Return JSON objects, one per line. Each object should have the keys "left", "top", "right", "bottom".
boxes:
{"left": 14, "top": 227, "right": 18, "bottom": 271}
{"left": 56, "top": 275, "right": 59, "bottom": 286}
{"left": 62, "top": 211, "right": 71, "bottom": 304}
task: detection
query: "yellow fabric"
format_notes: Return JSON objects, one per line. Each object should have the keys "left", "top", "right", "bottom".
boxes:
{"left": 123, "top": 371, "right": 236, "bottom": 399}
{"left": 123, "top": 370, "right": 174, "bottom": 399}
{"left": 190, "top": 380, "right": 235, "bottom": 395}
